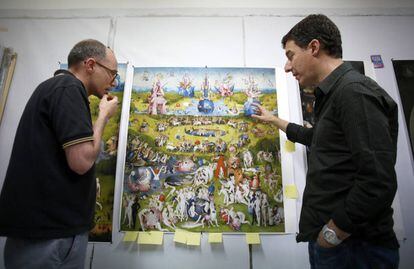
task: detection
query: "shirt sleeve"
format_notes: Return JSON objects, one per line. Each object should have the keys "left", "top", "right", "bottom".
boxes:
{"left": 51, "top": 84, "right": 94, "bottom": 149}
{"left": 286, "top": 123, "right": 313, "bottom": 147}
{"left": 331, "top": 82, "right": 398, "bottom": 233}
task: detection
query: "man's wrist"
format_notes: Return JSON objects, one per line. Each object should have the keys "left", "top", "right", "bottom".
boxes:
{"left": 327, "top": 219, "right": 351, "bottom": 241}
{"left": 98, "top": 112, "right": 110, "bottom": 123}
{"left": 322, "top": 224, "right": 343, "bottom": 245}
{"left": 272, "top": 117, "right": 282, "bottom": 127}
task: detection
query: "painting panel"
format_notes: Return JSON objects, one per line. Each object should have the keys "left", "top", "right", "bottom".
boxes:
{"left": 121, "top": 67, "right": 284, "bottom": 233}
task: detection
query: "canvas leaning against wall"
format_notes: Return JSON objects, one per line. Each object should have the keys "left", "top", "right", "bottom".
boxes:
{"left": 120, "top": 67, "right": 285, "bottom": 233}
{"left": 60, "top": 63, "right": 127, "bottom": 242}
{"left": 0, "top": 47, "right": 17, "bottom": 125}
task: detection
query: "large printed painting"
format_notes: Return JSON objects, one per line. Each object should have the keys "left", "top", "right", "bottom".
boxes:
{"left": 60, "top": 63, "right": 127, "bottom": 242}
{"left": 121, "top": 67, "right": 285, "bottom": 233}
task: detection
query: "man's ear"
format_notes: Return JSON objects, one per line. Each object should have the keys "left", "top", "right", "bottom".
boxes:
{"left": 308, "top": 39, "right": 321, "bottom": 56}
{"left": 84, "top": 58, "right": 96, "bottom": 74}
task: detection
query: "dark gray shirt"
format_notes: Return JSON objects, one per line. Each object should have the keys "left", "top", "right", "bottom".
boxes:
{"left": 287, "top": 62, "right": 399, "bottom": 248}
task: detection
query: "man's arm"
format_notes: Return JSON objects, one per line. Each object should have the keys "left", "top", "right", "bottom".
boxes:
{"left": 252, "top": 104, "right": 313, "bottom": 146}
{"left": 251, "top": 104, "right": 289, "bottom": 132}
{"left": 65, "top": 95, "right": 118, "bottom": 175}
{"left": 329, "top": 83, "right": 398, "bottom": 236}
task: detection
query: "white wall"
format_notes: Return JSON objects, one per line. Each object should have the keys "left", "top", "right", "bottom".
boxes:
{"left": 0, "top": 6, "right": 414, "bottom": 269}
{"left": 1, "top": 0, "right": 414, "bottom": 10}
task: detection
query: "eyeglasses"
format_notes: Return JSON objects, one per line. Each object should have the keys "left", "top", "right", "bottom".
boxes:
{"left": 95, "top": 60, "right": 119, "bottom": 82}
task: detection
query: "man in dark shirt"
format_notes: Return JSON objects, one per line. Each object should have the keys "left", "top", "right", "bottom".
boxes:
{"left": 253, "top": 14, "right": 399, "bottom": 269}
{"left": 0, "top": 39, "right": 118, "bottom": 268}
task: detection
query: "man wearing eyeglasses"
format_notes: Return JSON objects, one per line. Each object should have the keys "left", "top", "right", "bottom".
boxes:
{"left": 0, "top": 39, "right": 118, "bottom": 268}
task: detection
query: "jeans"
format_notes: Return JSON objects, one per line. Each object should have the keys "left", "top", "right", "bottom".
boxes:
{"left": 308, "top": 239, "right": 399, "bottom": 269}
{"left": 4, "top": 232, "right": 89, "bottom": 269}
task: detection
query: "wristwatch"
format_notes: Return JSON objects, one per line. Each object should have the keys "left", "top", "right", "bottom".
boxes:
{"left": 322, "top": 224, "right": 343, "bottom": 246}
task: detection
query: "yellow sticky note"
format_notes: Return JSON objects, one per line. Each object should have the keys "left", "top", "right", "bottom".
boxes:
{"left": 174, "top": 229, "right": 187, "bottom": 244}
{"left": 285, "top": 184, "right": 299, "bottom": 199}
{"left": 138, "top": 231, "right": 164, "bottom": 245}
{"left": 187, "top": 232, "right": 201, "bottom": 246}
{"left": 285, "top": 140, "right": 296, "bottom": 152}
{"left": 208, "top": 233, "right": 223, "bottom": 243}
{"left": 137, "top": 232, "right": 152, "bottom": 244}
{"left": 123, "top": 231, "right": 138, "bottom": 242}
{"left": 149, "top": 231, "right": 164, "bottom": 245}
{"left": 246, "top": 233, "right": 261, "bottom": 245}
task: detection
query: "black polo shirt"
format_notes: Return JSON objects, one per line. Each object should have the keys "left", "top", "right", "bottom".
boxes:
{"left": 287, "top": 62, "right": 399, "bottom": 248}
{"left": 0, "top": 70, "right": 96, "bottom": 239}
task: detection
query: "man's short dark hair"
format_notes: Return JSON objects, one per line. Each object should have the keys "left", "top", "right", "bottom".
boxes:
{"left": 67, "top": 39, "right": 107, "bottom": 68}
{"left": 281, "top": 14, "right": 342, "bottom": 58}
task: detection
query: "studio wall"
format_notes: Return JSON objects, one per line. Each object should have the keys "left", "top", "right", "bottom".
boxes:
{"left": 0, "top": 10, "right": 413, "bottom": 269}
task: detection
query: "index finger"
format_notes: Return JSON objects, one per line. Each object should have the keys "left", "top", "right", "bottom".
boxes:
{"left": 252, "top": 103, "right": 264, "bottom": 112}
{"left": 110, "top": 95, "right": 119, "bottom": 104}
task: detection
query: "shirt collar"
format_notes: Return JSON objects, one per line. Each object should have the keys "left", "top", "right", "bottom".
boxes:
{"left": 53, "top": 69, "right": 75, "bottom": 77}
{"left": 316, "top": 62, "right": 354, "bottom": 96}
{"left": 53, "top": 69, "right": 89, "bottom": 103}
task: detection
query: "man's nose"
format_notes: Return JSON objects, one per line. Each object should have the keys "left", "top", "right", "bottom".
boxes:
{"left": 284, "top": 61, "right": 292, "bottom": 73}
{"left": 110, "top": 78, "right": 117, "bottom": 88}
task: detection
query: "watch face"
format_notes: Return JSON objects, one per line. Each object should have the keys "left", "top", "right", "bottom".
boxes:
{"left": 324, "top": 230, "right": 336, "bottom": 242}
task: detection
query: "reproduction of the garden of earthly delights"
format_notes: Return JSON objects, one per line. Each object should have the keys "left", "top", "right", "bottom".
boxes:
{"left": 121, "top": 67, "right": 285, "bottom": 233}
